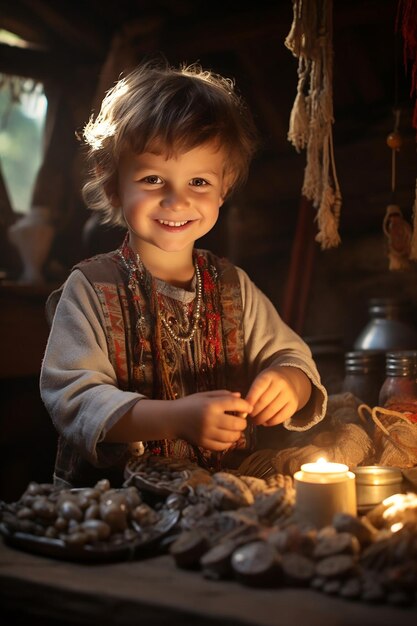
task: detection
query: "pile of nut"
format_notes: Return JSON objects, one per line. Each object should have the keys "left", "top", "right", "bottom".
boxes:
{"left": 1, "top": 454, "right": 417, "bottom": 608}
{"left": 126, "top": 456, "right": 417, "bottom": 606}
{"left": 125, "top": 454, "right": 296, "bottom": 534}
{"left": 163, "top": 465, "right": 417, "bottom": 607}
{"left": 0, "top": 478, "right": 163, "bottom": 551}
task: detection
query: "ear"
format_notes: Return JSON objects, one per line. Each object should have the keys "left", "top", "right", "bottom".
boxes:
{"left": 108, "top": 192, "right": 121, "bottom": 208}
{"left": 103, "top": 176, "right": 120, "bottom": 208}
{"left": 220, "top": 177, "right": 233, "bottom": 205}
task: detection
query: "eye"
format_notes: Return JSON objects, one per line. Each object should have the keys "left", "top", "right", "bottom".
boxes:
{"left": 142, "top": 175, "right": 162, "bottom": 184}
{"left": 190, "top": 178, "right": 208, "bottom": 187}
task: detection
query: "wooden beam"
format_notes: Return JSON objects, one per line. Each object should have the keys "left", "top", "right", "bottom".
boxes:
{"left": 281, "top": 196, "right": 317, "bottom": 334}
{"left": 16, "top": 0, "right": 107, "bottom": 56}
{"left": 0, "top": 42, "right": 97, "bottom": 80}
{"left": 0, "top": 0, "right": 53, "bottom": 48}
{"left": 0, "top": 42, "right": 57, "bottom": 79}
{"left": 164, "top": 7, "right": 289, "bottom": 58}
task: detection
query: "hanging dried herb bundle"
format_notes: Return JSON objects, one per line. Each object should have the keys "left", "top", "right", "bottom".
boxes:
{"left": 285, "top": 0, "right": 342, "bottom": 249}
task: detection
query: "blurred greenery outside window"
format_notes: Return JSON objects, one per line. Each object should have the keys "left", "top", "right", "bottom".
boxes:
{"left": 0, "top": 29, "right": 48, "bottom": 215}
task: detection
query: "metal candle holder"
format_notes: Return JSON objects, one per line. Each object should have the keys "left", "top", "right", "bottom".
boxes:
{"left": 351, "top": 465, "right": 404, "bottom": 512}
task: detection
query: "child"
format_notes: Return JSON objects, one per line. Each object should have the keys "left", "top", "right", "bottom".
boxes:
{"left": 40, "top": 59, "right": 327, "bottom": 488}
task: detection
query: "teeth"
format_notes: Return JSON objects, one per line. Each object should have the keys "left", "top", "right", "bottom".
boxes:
{"left": 158, "top": 220, "right": 188, "bottom": 227}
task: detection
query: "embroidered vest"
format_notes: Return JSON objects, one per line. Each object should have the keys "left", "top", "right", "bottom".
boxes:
{"left": 49, "top": 248, "right": 253, "bottom": 486}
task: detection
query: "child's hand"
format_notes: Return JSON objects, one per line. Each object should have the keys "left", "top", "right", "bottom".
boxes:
{"left": 173, "top": 390, "right": 252, "bottom": 451}
{"left": 245, "top": 367, "right": 311, "bottom": 427}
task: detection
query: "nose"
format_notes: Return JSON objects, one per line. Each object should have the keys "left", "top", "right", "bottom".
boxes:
{"left": 160, "top": 190, "right": 189, "bottom": 211}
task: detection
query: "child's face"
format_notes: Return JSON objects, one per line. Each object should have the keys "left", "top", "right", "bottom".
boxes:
{"left": 112, "top": 141, "right": 228, "bottom": 257}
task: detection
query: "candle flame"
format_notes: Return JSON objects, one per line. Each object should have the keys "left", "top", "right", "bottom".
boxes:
{"left": 390, "top": 522, "right": 404, "bottom": 533}
{"left": 300, "top": 459, "right": 349, "bottom": 475}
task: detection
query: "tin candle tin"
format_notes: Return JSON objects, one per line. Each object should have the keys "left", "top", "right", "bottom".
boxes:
{"left": 351, "top": 465, "right": 404, "bottom": 511}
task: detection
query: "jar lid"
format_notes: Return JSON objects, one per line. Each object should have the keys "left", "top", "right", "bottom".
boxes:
{"left": 351, "top": 465, "right": 403, "bottom": 486}
{"left": 345, "top": 350, "right": 386, "bottom": 373}
{"left": 386, "top": 350, "right": 417, "bottom": 376}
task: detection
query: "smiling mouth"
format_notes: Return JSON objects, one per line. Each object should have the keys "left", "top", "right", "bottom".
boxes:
{"left": 156, "top": 219, "right": 191, "bottom": 227}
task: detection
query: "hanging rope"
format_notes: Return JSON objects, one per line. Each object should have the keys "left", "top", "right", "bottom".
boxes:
{"left": 383, "top": 108, "right": 413, "bottom": 270}
{"left": 285, "top": 0, "right": 342, "bottom": 249}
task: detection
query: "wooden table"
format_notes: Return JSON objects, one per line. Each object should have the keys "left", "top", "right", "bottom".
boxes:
{"left": 0, "top": 539, "right": 415, "bottom": 626}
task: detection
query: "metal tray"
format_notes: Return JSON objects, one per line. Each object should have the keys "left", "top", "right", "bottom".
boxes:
{"left": 0, "top": 509, "right": 180, "bottom": 563}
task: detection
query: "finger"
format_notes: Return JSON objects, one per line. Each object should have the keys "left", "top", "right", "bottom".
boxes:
{"left": 224, "top": 409, "right": 249, "bottom": 419}
{"left": 245, "top": 376, "right": 272, "bottom": 409}
{"left": 204, "top": 389, "right": 241, "bottom": 397}
{"left": 220, "top": 414, "right": 248, "bottom": 432}
{"left": 229, "top": 400, "right": 253, "bottom": 416}
{"left": 218, "top": 396, "right": 253, "bottom": 415}
{"left": 253, "top": 400, "right": 292, "bottom": 427}
{"left": 203, "top": 440, "right": 234, "bottom": 452}
{"left": 250, "top": 384, "right": 278, "bottom": 418}
{"left": 202, "top": 429, "right": 242, "bottom": 449}
{"left": 251, "top": 396, "right": 286, "bottom": 425}
{"left": 263, "top": 401, "right": 295, "bottom": 426}
{"left": 214, "top": 428, "right": 243, "bottom": 443}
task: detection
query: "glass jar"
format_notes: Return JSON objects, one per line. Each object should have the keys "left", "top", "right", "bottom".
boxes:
{"left": 354, "top": 298, "right": 417, "bottom": 352}
{"left": 378, "top": 350, "right": 417, "bottom": 418}
{"left": 341, "top": 350, "right": 386, "bottom": 406}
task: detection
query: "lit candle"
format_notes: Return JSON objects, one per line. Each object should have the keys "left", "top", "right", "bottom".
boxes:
{"left": 300, "top": 459, "right": 349, "bottom": 483}
{"left": 294, "top": 457, "right": 357, "bottom": 528}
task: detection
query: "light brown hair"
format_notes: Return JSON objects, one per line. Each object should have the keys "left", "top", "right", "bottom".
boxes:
{"left": 81, "top": 58, "right": 259, "bottom": 226}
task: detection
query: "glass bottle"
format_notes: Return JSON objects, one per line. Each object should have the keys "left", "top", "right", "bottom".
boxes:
{"left": 378, "top": 350, "right": 417, "bottom": 419}
{"left": 341, "top": 350, "right": 386, "bottom": 406}
{"left": 353, "top": 298, "right": 417, "bottom": 352}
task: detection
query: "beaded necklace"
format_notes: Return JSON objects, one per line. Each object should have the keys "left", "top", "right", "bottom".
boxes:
{"left": 117, "top": 244, "right": 201, "bottom": 344}
{"left": 149, "top": 257, "right": 202, "bottom": 345}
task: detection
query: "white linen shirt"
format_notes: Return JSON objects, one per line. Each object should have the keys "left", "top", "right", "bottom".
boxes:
{"left": 40, "top": 265, "right": 327, "bottom": 467}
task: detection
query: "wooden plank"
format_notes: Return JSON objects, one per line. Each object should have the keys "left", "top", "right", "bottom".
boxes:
{"left": 0, "top": 540, "right": 415, "bottom": 626}
{"left": 17, "top": 0, "right": 107, "bottom": 56}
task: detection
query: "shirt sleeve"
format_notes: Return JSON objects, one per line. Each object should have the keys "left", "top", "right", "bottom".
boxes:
{"left": 237, "top": 266, "right": 328, "bottom": 431}
{"left": 40, "top": 270, "right": 144, "bottom": 466}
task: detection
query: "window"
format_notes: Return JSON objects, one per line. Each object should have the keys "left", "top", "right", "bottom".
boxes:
{"left": 0, "top": 30, "right": 48, "bottom": 215}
